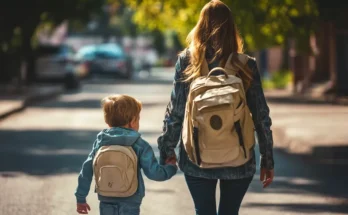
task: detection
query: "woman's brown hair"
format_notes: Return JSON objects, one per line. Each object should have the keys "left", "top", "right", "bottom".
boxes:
{"left": 183, "top": 0, "right": 253, "bottom": 89}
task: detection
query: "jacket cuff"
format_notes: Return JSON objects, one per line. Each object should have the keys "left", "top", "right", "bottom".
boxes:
{"left": 165, "top": 164, "right": 178, "bottom": 178}
{"left": 76, "top": 196, "right": 87, "bottom": 204}
{"left": 260, "top": 156, "right": 274, "bottom": 169}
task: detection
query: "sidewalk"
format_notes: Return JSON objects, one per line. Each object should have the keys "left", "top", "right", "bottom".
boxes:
{"left": 0, "top": 84, "right": 64, "bottom": 120}
{"left": 1, "top": 80, "right": 347, "bottom": 164}
{"left": 266, "top": 89, "right": 348, "bottom": 163}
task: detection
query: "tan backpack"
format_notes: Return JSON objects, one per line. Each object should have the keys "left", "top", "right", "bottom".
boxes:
{"left": 93, "top": 145, "right": 138, "bottom": 197}
{"left": 182, "top": 53, "right": 255, "bottom": 168}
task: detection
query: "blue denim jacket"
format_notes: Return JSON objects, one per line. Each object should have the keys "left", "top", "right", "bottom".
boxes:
{"left": 75, "top": 127, "right": 177, "bottom": 204}
{"left": 157, "top": 50, "right": 274, "bottom": 180}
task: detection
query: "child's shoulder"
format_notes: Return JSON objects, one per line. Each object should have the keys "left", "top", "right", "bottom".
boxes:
{"left": 132, "top": 136, "right": 151, "bottom": 150}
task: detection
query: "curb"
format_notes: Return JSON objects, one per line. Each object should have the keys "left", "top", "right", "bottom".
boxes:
{"left": 272, "top": 126, "right": 312, "bottom": 155}
{"left": 273, "top": 126, "right": 348, "bottom": 165}
{"left": 0, "top": 88, "right": 64, "bottom": 121}
{"left": 265, "top": 89, "right": 348, "bottom": 106}
{"left": 23, "top": 88, "right": 64, "bottom": 106}
{"left": 0, "top": 104, "right": 25, "bottom": 121}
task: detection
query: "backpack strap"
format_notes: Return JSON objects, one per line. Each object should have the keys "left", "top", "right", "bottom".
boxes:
{"left": 201, "top": 53, "right": 249, "bottom": 76}
{"left": 224, "top": 53, "right": 249, "bottom": 74}
{"left": 224, "top": 53, "right": 250, "bottom": 94}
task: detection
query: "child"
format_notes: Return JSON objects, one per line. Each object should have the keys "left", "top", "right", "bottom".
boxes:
{"left": 75, "top": 94, "right": 177, "bottom": 215}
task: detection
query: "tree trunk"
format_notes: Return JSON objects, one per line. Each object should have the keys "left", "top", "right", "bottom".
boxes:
{"left": 311, "top": 22, "right": 330, "bottom": 82}
{"left": 281, "top": 39, "right": 290, "bottom": 71}
{"left": 288, "top": 34, "right": 313, "bottom": 94}
{"left": 21, "top": 26, "right": 37, "bottom": 85}
{"left": 327, "top": 22, "right": 337, "bottom": 90}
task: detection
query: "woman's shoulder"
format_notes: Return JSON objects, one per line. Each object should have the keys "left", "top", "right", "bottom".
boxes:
{"left": 178, "top": 48, "right": 191, "bottom": 64}
{"left": 236, "top": 53, "right": 256, "bottom": 66}
{"left": 232, "top": 53, "right": 257, "bottom": 75}
{"left": 175, "top": 49, "right": 191, "bottom": 74}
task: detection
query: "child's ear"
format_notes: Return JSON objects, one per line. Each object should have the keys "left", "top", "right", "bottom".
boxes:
{"left": 130, "top": 117, "right": 136, "bottom": 127}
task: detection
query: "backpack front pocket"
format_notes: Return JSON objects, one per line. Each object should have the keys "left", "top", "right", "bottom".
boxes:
{"left": 194, "top": 86, "right": 238, "bottom": 111}
{"left": 98, "top": 165, "right": 127, "bottom": 192}
{"left": 193, "top": 86, "right": 242, "bottom": 164}
{"left": 195, "top": 109, "right": 241, "bottom": 164}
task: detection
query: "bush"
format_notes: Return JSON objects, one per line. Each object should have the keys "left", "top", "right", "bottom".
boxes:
{"left": 262, "top": 70, "right": 293, "bottom": 89}
{"left": 262, "top": 79, "right": 275, "bottom": 90}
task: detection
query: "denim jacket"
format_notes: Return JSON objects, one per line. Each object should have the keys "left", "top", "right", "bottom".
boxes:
{"left": 157, "top": 50, "right": 274, "bottom": 180}
{"left": 75, "top": 127, "right": 177, "bottom": 204}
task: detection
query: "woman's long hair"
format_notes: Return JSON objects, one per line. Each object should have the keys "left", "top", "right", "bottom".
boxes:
{"left": 183, "top": 0, "right": 252, "bottom": 89}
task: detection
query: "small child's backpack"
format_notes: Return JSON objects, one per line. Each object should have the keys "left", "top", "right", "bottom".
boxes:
{"left": 182, "top": 53, "right": 255, "bottom": 168}
{"left": 93, "top": 145, "right": 138, "bottom": 197}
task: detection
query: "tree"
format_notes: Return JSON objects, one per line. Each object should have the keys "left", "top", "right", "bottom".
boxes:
{"left": 108, "top": 1, "right": 138, "bottom": 38}
{"left": 125, "top": 0, "right": 319, "bottom": 52}
{"left": 0, "top": 0, "right": 105, "bottom": 84}
{"left": 314, "top": 0, "right": 348, "bottom": 96}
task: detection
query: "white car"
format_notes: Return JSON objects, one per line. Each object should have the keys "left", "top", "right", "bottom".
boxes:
{"left": 35, "top": 44, "right": 82, "bottom": 89}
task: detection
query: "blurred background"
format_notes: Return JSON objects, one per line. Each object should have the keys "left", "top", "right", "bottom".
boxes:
{"left": 0, "top": 0, "right": 347, "bottom": 215}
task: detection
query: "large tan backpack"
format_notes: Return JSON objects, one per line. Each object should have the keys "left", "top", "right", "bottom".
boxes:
{"left": 182, "top": 53, "right": 255, "bottom": 168}
{"left": 93, "top": 145, "right": 138, "bottom": 197}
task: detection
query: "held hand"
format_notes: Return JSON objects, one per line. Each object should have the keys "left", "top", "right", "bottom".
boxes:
{"left": 165, "top": 156, "right": 177, "bottom": 167}
{"left": 260, "top": 168, "right": 274, "bottom": 188}
{"left": 159, "top": 152, "right": 168, "bottom": 165}
{"left": 77, "top": 203, "right": 91, "bottom": 214}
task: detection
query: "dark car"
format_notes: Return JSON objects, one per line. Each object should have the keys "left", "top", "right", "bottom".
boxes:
{"left": 75, "top": 43, "right": 133, "bottom": 79}
{"left": 35, "top": 44, "right": 85, "bottom": 89}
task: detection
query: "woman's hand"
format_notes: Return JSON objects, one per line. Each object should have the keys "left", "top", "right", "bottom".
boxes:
{"left": 260, "top": 168, "right": 274, "bottom": 188}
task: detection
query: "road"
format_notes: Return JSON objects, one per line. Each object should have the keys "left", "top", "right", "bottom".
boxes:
{"left": 0, "top": 71, "right": 348, "bottom": 215}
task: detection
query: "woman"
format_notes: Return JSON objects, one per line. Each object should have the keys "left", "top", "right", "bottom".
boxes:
{"left": 157, "top": 1, "right": 275, "bottom": 214}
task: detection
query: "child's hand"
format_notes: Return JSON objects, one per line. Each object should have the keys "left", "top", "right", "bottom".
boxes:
{"left": 77, "top": 203, "right": 91, "bottom": 214}
{"left": 165, "top": 156, "right": 177, "bottom": 167}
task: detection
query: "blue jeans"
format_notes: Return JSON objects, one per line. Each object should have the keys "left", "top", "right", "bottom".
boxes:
{"left": 99, "top": 202, "right": 140, "bottom": 215}
{"left": 185, "top": 174, "right": 253, "bottom": 215}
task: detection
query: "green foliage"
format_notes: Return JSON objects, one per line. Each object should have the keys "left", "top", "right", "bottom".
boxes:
{"left": 109, "top": 2, "right": 138, "bottom": 37}
{"left": 262, "top": 79, "right": 275, "bottom": 90}
{"left": 0, "top": 0, "right": 105, "bottom": 53}
{"left": 165, "top": 31, "right": 183, "bottom": 52}
{"left": 262, "top": 70, "right": 293, "bottom": 89}
{"left": 125, "top": 0, "right": 319, "bottom": 52}
{"left": 152, "top": 29, "right": 166, "bottom": 54}
{"left": 272, "top": 70, "right": 293, "bottom": 89}
{"left": 125, "top": 0, "right": 205, "bottom": 44}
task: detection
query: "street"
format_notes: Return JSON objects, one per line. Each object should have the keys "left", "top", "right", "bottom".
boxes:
{"left": 0, "top": 72, "right": 348, "bottom": 215}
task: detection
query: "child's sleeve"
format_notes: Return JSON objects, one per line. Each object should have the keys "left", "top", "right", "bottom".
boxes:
{"left": 139, "top": 141, "right": 177, "bottom": 181}
{"left": 75, "top": 140, "right": 97, "bottom": 203}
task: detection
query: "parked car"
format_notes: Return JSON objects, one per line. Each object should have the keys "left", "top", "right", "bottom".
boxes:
{"left": 35, "top": 44, "right": 86, "bottom": 89}
{"left": 75, "top": 43, "right": 133, "bottom": 79}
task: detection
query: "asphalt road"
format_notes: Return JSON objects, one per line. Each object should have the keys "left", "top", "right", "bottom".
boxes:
{"left": 0, "top": 71, "right": 347, "bottom": 215}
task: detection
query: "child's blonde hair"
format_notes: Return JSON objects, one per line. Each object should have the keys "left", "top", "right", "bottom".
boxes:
{"left": 101, "top": 94, "right": 142, "bottom": 127}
